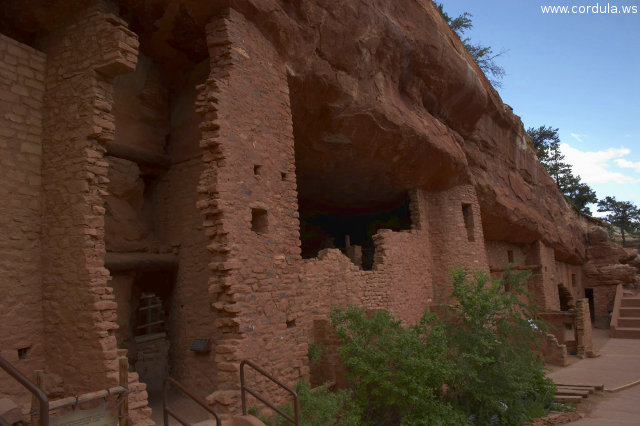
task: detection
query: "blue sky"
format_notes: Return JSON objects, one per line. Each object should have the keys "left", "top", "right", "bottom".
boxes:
{"left": 440, "top": 0, "right": 640, "bottom": 213}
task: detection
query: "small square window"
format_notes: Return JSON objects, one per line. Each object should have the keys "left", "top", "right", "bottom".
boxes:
{"left": 281, "top": 172, "right": 287, "bottom": 181}
{"left": 251, "top": 208, "right": 268, "bottom": 234}
{"left": 18, "top": 346, "right": 31, "bottom": 360}
{"left": 253, "top": 165, "right": 262, "bottom": 176}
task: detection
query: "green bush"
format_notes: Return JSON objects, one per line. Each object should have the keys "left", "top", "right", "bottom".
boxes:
{"left": 259, "top": 381, "right": 360, "bottom": 426}
{"left": 439, "top": 267, "right": 555, "bottom": 424}
{"left": 331, "top": 307, "right": 464, "bottom": 425}
{"left": 260, "top": 267, "right": 555, "bottom": 425}
{"left": 327, "top": 267, "right": 555, "bottom": 425}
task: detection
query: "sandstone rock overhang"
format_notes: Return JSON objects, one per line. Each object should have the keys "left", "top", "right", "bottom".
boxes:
{"left": 1, "top": 0, "right": 638, "bottom": 421}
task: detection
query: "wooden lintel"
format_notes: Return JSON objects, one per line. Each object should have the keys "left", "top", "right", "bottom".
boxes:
{"left": 105, "top": 252, "right": 178, "bottom": 272}
{"left": 105, "top": 142, "right": 171, "bottom": 169}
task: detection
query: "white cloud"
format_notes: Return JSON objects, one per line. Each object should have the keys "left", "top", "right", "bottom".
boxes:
{"left": 559, "top": 144, "right": 639, "bottom": 184}
{"left": 570, "top": 133, "right": 587, "bottom": 142}
{"left": 615, "top": 158, "right": 640, "bottom": 173}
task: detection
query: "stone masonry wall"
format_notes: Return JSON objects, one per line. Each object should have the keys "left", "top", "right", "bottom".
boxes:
{"left": 485, "top": 241, "right": 528, "bottom": 270}
{"left": 41, "top": 3, "right": 137, "bottom": 392}
{"left": 593, "top": 285, "right": 616, "bottom": 324}
{"left": 575, "top": 298, "right": 593, "bottom": 357}
{"left": 197, "top": 8, "right": 305, "bottom": 413}
{"left": 299, "top": 227, "right": 433, "bottom": 329}
{"left": 527, "top": 240, "right": 559, "bottom": 310}
{"left": 555, "top": 262, "right": 583, "bottom": 306}
{"left": 369, "top": 228, "right": 433, "bottom": 323}
{"left": 426, "top": 184, "right": 490, "bottom": 299}
{"left": 156, "top": 154, "right": 215, "bottom": 395}
{"left": 39, "top": 5, "right": 151, "bottom": 424}
{"left": 0, "top": 34, "right": 46, "bottom": 407}
{"left": 112, "top": 54, "right": 169, "bottom": 154}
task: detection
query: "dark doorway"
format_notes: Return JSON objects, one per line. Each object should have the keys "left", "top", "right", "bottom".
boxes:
{"left": 585, "top": 288, "right": 595, "bottom": 321}
{"left": 558, "top": 284, "right": 572, "bottom": 311}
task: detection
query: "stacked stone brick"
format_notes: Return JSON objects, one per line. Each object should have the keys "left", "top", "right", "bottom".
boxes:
{"left": 0, "top": 1, "right": 636, "bottom": 424}
{"left": 0, "top": 33, "right": 46, "bottom": 407}
{"left": 38, "top": 4, "right": 151, "bottom": 424}
{"left": 196, "top": 9, "right": 307, "bottom": 413}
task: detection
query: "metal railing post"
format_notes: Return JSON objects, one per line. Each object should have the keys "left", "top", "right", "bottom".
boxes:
{"left": 239, "top": 360, "right": 299, "bottom": 426}
{"left": 0, "top": 356, "right": 49, "bottom": 426}
{"left": 162, "top": 377, "right": 222, "bottom": 426}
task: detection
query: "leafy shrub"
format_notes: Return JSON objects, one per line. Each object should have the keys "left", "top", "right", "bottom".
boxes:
{"left": 438, "top": 267, "right": 555, "bottom": 424}
{"left": 259, "top": 381, "right": 360, "bottom": 426}
{"left": 331, "top": 307, "right": 464, "bottom": 425}
{"left": 328, "top": 267, "right": 555, "bottom": 425}
{"left": 307, "top": 341, "right": 327, "bottom": 363}
{"left": 261, "top": 267, "right": 555, "bottom": 425}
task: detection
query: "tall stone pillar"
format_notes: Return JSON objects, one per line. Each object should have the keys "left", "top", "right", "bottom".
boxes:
{"left": 41, "top": 4, "right": 151, "bottom": 423}
{"left": 197, "top": 8, "right": 306, "bottom": 414}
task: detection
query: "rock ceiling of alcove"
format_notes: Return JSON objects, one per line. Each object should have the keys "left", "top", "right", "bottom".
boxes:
{"left": 0, "top": 0, "right": 220, "bottom": 70}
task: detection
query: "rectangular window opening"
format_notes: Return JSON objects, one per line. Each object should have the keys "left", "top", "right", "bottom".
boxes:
{"left": 507, "top": 250, "right": 514, "bottom": 264}
{"left": 251, "top": 208, "right": 268, "bottom": 234}
{"left": 462, "top": 203, "right": 475, "bottom": 242}
{"left": 253, "top": 165, "right": 262, "bottom": 176}
{"left": 18, "top": 346, "right": 31, "bottom": 360}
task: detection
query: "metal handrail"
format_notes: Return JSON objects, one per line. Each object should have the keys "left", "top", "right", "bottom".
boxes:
{"left": 0, "top": 355, "right": 49, "bottom": 426}
{"left": 162, "top": 377, "right": 221, "bottom": 426}
{"left": 240, "top": 360, "right": 299, "bottom": 426}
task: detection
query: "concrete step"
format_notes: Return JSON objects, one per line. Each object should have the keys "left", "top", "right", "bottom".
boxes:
{"left": 621, "top": 298, "right": 640, "bottom": 308}
{"left": 618, "top": 317, "right": 640, "bottom": 327}
{"left": 611, "top": 327, "right": 640, "bottom": 339}
{"left": 619, "top": 307, "right": 640, "bottom": 317}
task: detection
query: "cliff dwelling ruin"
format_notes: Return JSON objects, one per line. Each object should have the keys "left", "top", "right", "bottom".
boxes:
{"left": 1, "top": 0, "right": 639, "bottom": 424}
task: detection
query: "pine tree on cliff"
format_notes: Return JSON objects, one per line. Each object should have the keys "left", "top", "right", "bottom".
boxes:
{"left": 435, "top": 2, "right": 506, "bottom": 87}
{"left": 597, "top": 196, "right": 640, "bottom": 247}
{"left": 526, "top": 126, "right": 597, "bottom": 215}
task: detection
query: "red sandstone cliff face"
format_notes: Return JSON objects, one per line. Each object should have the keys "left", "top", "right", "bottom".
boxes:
{"left": 218, "top": 0, "right": 588, "bottom": 262}
{"left": 0, "top": 0, "right": 597, "bottom": 261}
{"left": 3, "top": 0, "right": 639, "bottom": 419}
{"left": 585, "top": 226, "right": 640, "bottom": 287}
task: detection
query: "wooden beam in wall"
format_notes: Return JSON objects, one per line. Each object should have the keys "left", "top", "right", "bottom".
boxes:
{"left": 104, "top": 142, "right": 171, "bottom": 169}
{"left": 105, "top": 252, "right": 178, "bottom": 272}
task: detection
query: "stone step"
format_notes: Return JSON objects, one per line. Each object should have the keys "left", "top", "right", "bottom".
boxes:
{"left": 618, "top": 317, "right": 640, "bottom": 328}
{"left": 554, "top": 383, "right": 604, "bottom": 391}
{"left": 621, "top": 298, "right": 640, "bottom": 308}
{"left": 555, "top": 389, "right": 590, "bottom": 397}
{"left": 552, "top": 383, "right": 602, "bottom": 406}
{"left": 554, "top": 395, "right": 583, "bottom": 404}
{"left": 619, "top": 307, "right": 640, "bottom": 317}
{"left": 556, "top": 386, "right": 595, "bottom": 394}
{"left": 611, "top": 327, "right": 640, "bottom": 339}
